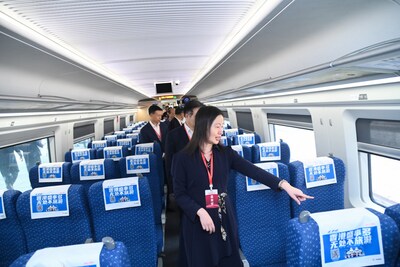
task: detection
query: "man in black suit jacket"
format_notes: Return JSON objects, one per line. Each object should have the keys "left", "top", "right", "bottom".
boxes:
{"left": 165, "top": 100, "right": 204, "bottom": 197}
{"left": 168, "top": 106, "right": 184, "bottom": 132}
{"left": 139, "top": 105, "right": 168, "bottom": 152}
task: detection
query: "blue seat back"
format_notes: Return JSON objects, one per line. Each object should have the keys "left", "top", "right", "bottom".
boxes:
{"left": 88, "top": 178, "right": 158, "bottom": 267}
{"left": 16, "top": 185, "right": 92, "bottom": 252}
{"left": 385, "top": 204, "right": 400, "bottom": 266}
{"left": 10, "top": 241, "right": 131, "bottom": 267}
{"left": 119, "top": 155, "right": 163, "bottom": 253}
{"left": 0, "top": 190, "right": 27, "bottom": 267}
{"left": 64, "top": 149, "right": 96, "bottom": 163}
{"left": 286, "top": 208, "right": 400, "bottom": 267}
{"left": 29, "top": 162, "right": 72, "bottom": 189}
{"left": 252, "top": 140, "right": 291, "bottom": 164}
{"left": 288, "top": 157, "right": 345, "bottom": 218}
{"left": 70, "top": 159, "right": 119, "bottom": 192}
{"left": 236, "top": 163, "right": 290, "bottom": 266}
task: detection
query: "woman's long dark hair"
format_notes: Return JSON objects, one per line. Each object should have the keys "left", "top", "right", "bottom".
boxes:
{"left": 185, "top": 106, "right": 224, "bottom": 155}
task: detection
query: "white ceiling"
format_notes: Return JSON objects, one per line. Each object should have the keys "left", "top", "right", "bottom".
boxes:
{"left": 1, "top": 0, "right": 278, "bottom": 98}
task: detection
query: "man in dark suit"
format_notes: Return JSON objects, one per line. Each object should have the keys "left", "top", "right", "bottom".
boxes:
{"left": 165, "top": 100, "right": 204, "bottom": 201}
{"left": 139, "top": 105, "right": 168, "bottom": 152}
{"left": 168, "top": 106, "right": 184, "bottom": 132}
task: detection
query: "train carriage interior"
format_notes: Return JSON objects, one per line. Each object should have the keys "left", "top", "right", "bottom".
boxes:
{"left": 1, "top": 0, "right": 400, "bottom": 266}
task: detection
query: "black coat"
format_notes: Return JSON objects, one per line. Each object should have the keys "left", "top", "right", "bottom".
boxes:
{"left": 168, "top": 117, "right": 182, "bottom": 132}
{"left": 172, "top": 145, "right": 282, "bottom": 267}
{"left": 165, "top": 125, "right": 190, "bottom": 193}
{"left": 139, "top": 122, "right": 168, "bottom": 152}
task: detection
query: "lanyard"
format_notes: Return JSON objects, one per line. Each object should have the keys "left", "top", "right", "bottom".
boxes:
{"left": 201, "top": 152, "right": 214, "bottom": 190}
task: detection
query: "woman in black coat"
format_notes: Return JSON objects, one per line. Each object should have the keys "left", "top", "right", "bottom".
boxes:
{"left": 172, "top": 106, "right": 313, "bottom": 267}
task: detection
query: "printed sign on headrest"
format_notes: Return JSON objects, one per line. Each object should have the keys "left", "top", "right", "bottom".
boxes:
{"left": 224, "top": 128, "right": 239, "bottom": 138}
{"left": 126, "top": 155, "right": 150, "bottom": 174}
{"left": 91, "top": 140, "right": 107, "bottom": 149}
{"left": 123, "top": 127, "right": 133, "bottom": 133}
{"left": 231, "top": 145, "right": 244, "bottom": 157}
{"left": 103, "top": 177, "right": 141, "bottom": 211}
{"left": 71, "top": 149, "right": 91, "bottom": 163}
{"left": 114, "top": 131, "right": 126, "bottom": 138}
{"left": 104, "top": 146, "right": 123, "bottom": 161}
{"left": 0, "top": 190, "right": 6, "bottom": 220}
{"left": 311, "top": 208, "right": 384, "bottom": 267}
{"left": 135, "top": 143, "right": 154, "bottom": 155}
{"left": 220, "top": 136, "right": 228, "bottom": 146}
{"left": 303, "top": 157, "right": 337, "bottom": 188}
{"left": 26, "top": 242, "right": 103, "bottom": 267}
{"left": 246, "top": 162, "right": 279, "bottom": 191}
{"left": 79, "top": 159, "right": 105, "bottom": 180}
{"left": 258, "top": 142, "right": 281, "bottom": 161}
{"left": 38, "top": 162, "right": 64, "bottom": 183}
{"left": 30, "top": 185, "right": 71, "bottom": 219}
{"left": 126, "top": 133, "right": 139, "bottom": 140}
{"left": 117, "top": 138, "right": 133, "bottom": 147}
{"left": 238, "top": 133, "right": 255, "bottom": 147}
{"left": 104, "top": 135, "right": 117, "bottom": 141}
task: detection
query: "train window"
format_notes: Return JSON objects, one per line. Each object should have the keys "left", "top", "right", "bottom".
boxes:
{"left": 370, "top": 154, "right": 400, "bottom": 207}
{"left": 73, "top": 123, "right": 95, "bottom": 149}
{"left": 269, "top": 124, "right": 316, "bottom": 161}
{"left": 120, "top": 116, "right": 126, "bottom": 129}
{"left": 129, "top": 115, "right": 134, "bottom": 124}
{"left": 104, "top": 119, "right": 114, "bottom": 135}
{"left": 0, "top": 137, "right": 52, "bottom": 191}
{"left": 357, "top": 118, "right": 400, "bottom": 207}
{"left": 267, "top": 113, "right": 315, "bottom": 161}
{"left": 73, "top": 137, "right": 93, "bottom": 150}
{"left": 221, "top": 110, "right": 229, "bottom": 119}
{"left": 236, "top": 111, "right": 254, "bottom": 132}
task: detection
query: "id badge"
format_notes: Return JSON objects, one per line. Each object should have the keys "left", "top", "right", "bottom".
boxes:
{"left": 205, "top": 189, "right": 219, "bottom": 209}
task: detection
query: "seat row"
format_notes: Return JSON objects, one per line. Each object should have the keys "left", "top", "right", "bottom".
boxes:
{"left": 226, "top": 141, "right": 400, "bottom": 266}
{"left": 0, "top": 177, "right": 158, "bottom": 267}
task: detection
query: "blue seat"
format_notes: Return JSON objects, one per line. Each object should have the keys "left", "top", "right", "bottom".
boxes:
{"left": 119, "top": 154, "right": 163, "bottom": 253}
{"left": 288, "top": 156, "right": 345, "bottom": 218}
{"left": 385, "top": 204, "right": 400, "bottom": 266}
{"left": 88, "top": 140, "right": 114, "bottom": 149}
{"left": 11, "top": 241, "right": 131, "bottom": 267}
{"left": 286, "top": 208, "right": 400, "bottom": 267}
{"left": 64, "top": 149, "right": 96, "bottom": 163}
{"left": 133, "top": 142, "right": 164, "bottom": 202}
{"left": 29, "top": 162, "right": 72, "bottom": 189}
{"left": 87, "top": 178, "right": 158, "bottom": 267}
{"left": 70, "top": 159, "right": 119, "bottom": 192}
{"left": 227, "top": 145, "right": 252, "bottom": 211}
{"left": 252, "top": 140, "right": 291, "bottom": 164}
{"left": 236, "top": 163, "right": 290, "bottom": 266}
{"left": 0, "top": 190, "right": 27, "bottom": 267}
{"left": 16, "top": 185, "right": 92, "bottom": 252}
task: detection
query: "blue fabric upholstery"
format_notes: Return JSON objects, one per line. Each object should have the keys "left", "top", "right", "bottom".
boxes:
{"left": 119, "top": 155, "right": 163, "bottom": 253}
{"left": 95, "top": 146, "right": 129, "bottom": 160}
{"left": 16, "top": 185, "right": 92, "bottom": 252}
{"left": 88, "top": 178, "right": 158, "bottom": 267}
{"left": 288, "top": 157, "right": 345, "bottom": 218}
{"left": 88, "top": 140, "right": 114, "bottom": 149}
{"left": 0, "top": 190, "right": 27, "bottom": 267}
{"left": 252, "top": 140, "right": 291, "bottom": 164}
{"left": 236, "top": 163, "right": 291, "bottom": 266}
{"left": 29, "top": 162, "right": 72, "bottom": 189}
{"left": 64, "top": 149, "right": 96, "bottom": 162}
{"left": 132, "top": 142, "right": 164, "bottom": 202}
{"left": 385, "top": 204, "right": 400, "bottom": 266}
{"left": 227, "top": 145, "right": 253, "bottom": 211}
{"left": 70, "top": 159, "right": 119, "bottom": 192}
{"left": 286, "top": 208, "right": 400, "bottom": 267}
{"left": 10, "top": 241, "right": 131, "bottom": 267}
